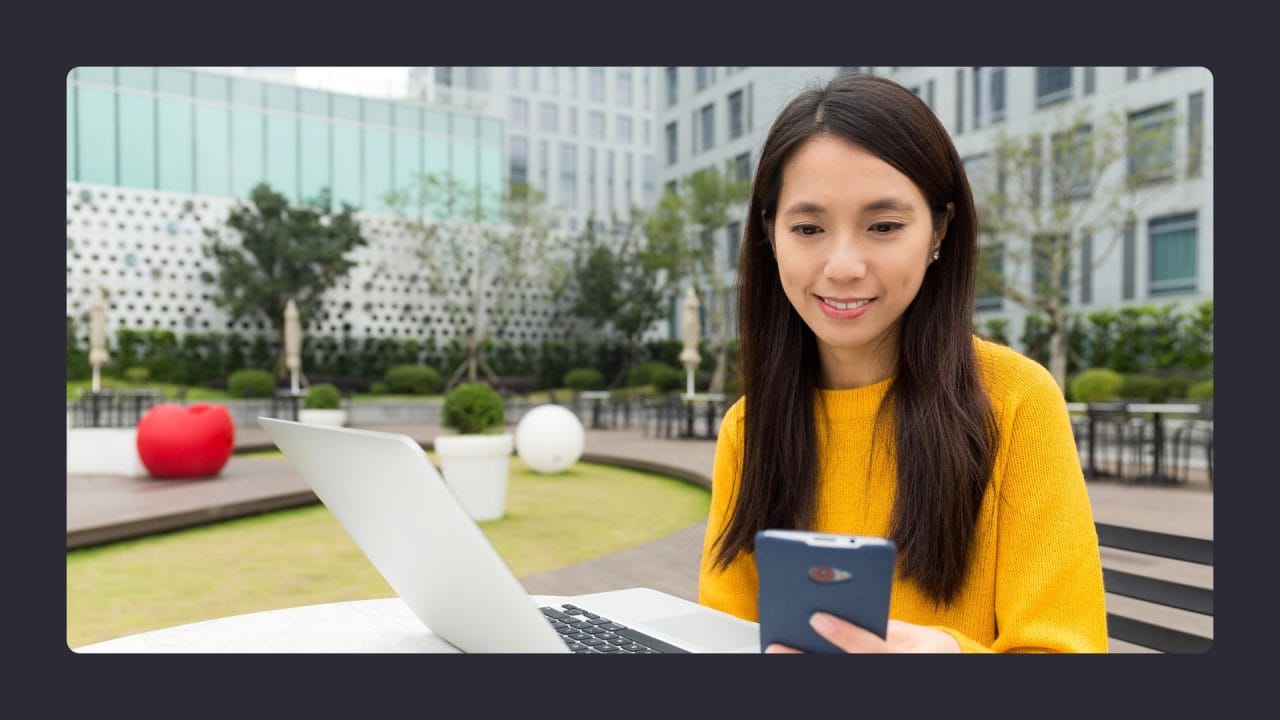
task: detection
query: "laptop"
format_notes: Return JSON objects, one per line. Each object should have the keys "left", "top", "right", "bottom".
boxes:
{"left": 257, "top": 417, "right": 760, "bottom": 654}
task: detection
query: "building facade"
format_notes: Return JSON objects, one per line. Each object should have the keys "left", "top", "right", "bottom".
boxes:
{"left": 655, "top": 66, "right": 1213, "bottom": 351}
{"left": 66, "top": 66, "right": 568, "bottom": 349}
{"left": 407, "top": 66, "right": 661, "bottom": 235}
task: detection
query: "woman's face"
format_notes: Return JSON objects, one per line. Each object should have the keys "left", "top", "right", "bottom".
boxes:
{"left": 772, "top": 134, "right": 947, "bottom": 387}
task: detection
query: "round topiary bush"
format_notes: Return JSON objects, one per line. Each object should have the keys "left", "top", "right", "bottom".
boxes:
{"left": 1118, "top": 374, "right": 1164, "bottom": 402}
{"left": 563, "top": 367, "right": 605, "bottom": 391}
{"left": 1068, "top": 368, "right": 1123, "bottom": 403}
{"left": 305, "top": 383, "right": 342, "bottom": 410}
{"left": 441, "top": 382, "right": 506, "bottom": 434}
{"left": 1187, "top": 379, "right": 1213, "bottom": 401}
{"left": 627, "top": 361, "right": 680, "bottom": 388}
{"left": 651, "top": 365, "right": 686, "bottom": 394}
{"left": 124, "top": 366, "right": 151, "bottom": 384}
{"left": 384, "top": 364, "right": 441, "bottom": 395}
{"left": 227, "top": 368, "right": 275, "bottom": 398}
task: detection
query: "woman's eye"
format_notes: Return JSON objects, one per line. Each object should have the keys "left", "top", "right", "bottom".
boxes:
{"left": 792, "top": 224, "right": 821, "bottom": 236}
{"left": 870, "top": 222, "right": 902, "bottom": 234}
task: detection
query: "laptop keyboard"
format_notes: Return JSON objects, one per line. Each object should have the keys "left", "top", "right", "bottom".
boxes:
{"left": 540, "top": 604, "right": 689, "bottom": 654}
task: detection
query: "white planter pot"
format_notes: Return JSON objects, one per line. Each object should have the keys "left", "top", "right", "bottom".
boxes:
{"left": 298, "top": 409, "right": 347, "bottom": 427}
{"left": 433, "top": 433, "right": 514, "bottom": 521}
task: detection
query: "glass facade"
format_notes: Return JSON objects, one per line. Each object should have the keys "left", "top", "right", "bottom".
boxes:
{"left": 67, "top": 67, "right": 505, "bottom": 216}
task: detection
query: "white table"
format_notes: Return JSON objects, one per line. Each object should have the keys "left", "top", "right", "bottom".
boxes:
{"left": 74, "top": 596, "right": 577, "bottom": 653}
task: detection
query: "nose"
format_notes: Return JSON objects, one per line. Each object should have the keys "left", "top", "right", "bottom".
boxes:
{"left": 824, "top": 235, "right": 867, "bottom": 282}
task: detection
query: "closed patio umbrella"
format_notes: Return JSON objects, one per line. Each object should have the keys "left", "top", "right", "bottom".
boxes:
{"left": 284, "top": 299, "right": 302, "bottom": 394}
{"left": 89, "top": 288, "right": 109, "bottom": 393}
{"left": 678, "top": 286, "right": 701, "bottom": 399}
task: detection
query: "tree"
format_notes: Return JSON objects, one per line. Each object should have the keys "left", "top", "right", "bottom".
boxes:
{"left": 203, "top": 183, "right": 368, "bottom": 375}
{"left": 970, "top": 105, "right": 1187, "bottom": 389}
{"left": 565, "top": 207, "right": 685, "bottom": 387}
{"left": 676, "top": 166, "right": 750, "bottom": 393}
{"left": 385, "top": 175, "right": 560, "bottom": 389}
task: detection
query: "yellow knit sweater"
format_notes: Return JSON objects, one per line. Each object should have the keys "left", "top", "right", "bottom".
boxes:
{"left": 698, "top": 336, "right": 1108, "bottom": 653}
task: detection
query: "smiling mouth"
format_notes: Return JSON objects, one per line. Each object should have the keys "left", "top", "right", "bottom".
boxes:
{"left": 819, "top": 296, "right": 873, "bottom": 311}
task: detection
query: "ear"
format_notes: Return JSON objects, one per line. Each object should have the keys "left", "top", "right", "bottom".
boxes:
{"left": 933, "top": 202, "right": 955, "bottom": 246}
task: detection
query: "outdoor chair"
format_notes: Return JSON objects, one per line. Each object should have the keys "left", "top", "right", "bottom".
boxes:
{"left": 1086, "top": 401, "right": 1148, "bottom": 479}
{"left": 1171, "top": 401, "right": 1213, "bottom": 489}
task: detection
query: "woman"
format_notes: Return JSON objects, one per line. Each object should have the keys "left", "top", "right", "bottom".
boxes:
{"left": 698, "top": 73, "right": 1108, "bottom": 653}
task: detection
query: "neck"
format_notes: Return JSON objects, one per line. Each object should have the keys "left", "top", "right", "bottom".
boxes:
{"left": 816, "top": 331, "right": 899, "bottom": 390}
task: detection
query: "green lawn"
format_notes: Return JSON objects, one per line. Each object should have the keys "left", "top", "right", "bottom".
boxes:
{"left": 66, "top": 458, "right": 710, "bottom": 649}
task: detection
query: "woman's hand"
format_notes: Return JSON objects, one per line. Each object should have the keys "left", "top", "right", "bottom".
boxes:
{"left": 765, "top": 613, "right": 962, "bottom": 653}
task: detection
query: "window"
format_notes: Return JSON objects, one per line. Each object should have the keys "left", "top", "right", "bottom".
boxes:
{"left": 539, "top": 102, "right": 559, "bottom": 133}
{"left": 547, "top": 67, "right": 558, "bottom": 95}
{"left": 505, "top": 67, "right": 516, "bottom": 88}
{"left": 643, "top": 154, "right": 656, "bottom": 204}
{"left": 728, "top": 90, "right": 744, "bottom": 139}
{"left": 539, "top": 140, "right": 549, "bottom": 188}
{"left": 1083, "top": 67, "right": 1096, "bottom": 96}
{"left": 643, "top": 119, "right": 651, "bottom": 145}
{"left": 1122, "top": 221, "right": 1136, "bottom": 300}
{"left": 974, "top": 242, "right": 1004, "bottom": 311}
{"left": 530, "top": 66, "right": 539, "bottom": 92}
{"left": 568, "top": 108, "right": 578, "bottom": 135}
{"left": 700, "top": 103, "right": 715, "bottom": 151}
{"left": 587, "top": 110, "right": 605, "bottom": 140}
{"left": 617, "top": 69, "right": 632, "bottom": 106}
{"left": 729, "top": 152, "right": 751, "bottom": 183}
{"left": 509, "top": 98, "right": 528, "bottom": 130}
{"left": 1051, "top": 124, "right": 1093, "bottom": 201}
{"left": 606, "top": 150, "right": 615, "bottom": 211}
{"left": 625, "top": 152, "right": 634, "bottom": 200}
{"left": 560, "top": 143, "right": 577, "bottom": 209}
{"left": 1032, "top": 235, "right": 1071, "bottom": 305}
{"left": 666, "top": 67, "right": 678, "bottom": 106}
{"left": 566, "top": 67, "right": 578, "bottom": 97}
{"left": 589, "top": 67, "right": 605, "bottom": 101}
{"left": 509, "top": 136, "right": 528, "bottom": 187}
{"left": 955, "top": 68, "right": 965, "bottom": 134}
{"left": 1126, "top": 67, "right": 1140, "bottom": 82}
{"left": 1079, "top": 234, "right": 1093, "bottom": 305}
{"left": 726, "top": 221, "right": 741, "bottom": 269}
{"left": 643, "top": 68, "right": 651, "bottom": 110}
{"left": 1036, "top": 67, "right": 1072, "bottom": 107}
{"left": 696, "top": 66, "right": 710, "bottom": 91}
{"left": 587, "top": 147, "right": 597, "bottom": 212}
{"left": 1188, "top": 92, "right": 1204, "bottom": 177}
{"left": 616, "top": 115, "right": 633, "bottom": 144}
{"left": 1128, "top": 103, "right": 1176, "bottom": 183}
{"left": 1148, "top": 213, "right": 1198, "bottom": 295}
{"left": 665, "top": 122, "right": 678, "bottom": 166}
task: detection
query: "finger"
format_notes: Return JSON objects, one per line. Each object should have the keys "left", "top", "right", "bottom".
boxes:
{"left": 810, "top": 612, "right": 889, "bottom": 653}
{"left": 765, "top": 642, "right": 803, "bottom": 653}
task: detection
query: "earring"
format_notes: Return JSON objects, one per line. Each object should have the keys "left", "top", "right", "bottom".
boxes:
{"left": 931, "top": 249, "right": 940, "bottom": 262}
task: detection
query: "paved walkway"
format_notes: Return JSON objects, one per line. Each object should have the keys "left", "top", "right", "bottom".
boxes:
{"left": 67, "top": 421, "right": 1214, "bottom": 614}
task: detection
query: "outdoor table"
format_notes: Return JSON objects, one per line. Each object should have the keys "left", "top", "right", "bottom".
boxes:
{"left": 1124, "top": 402, "right": 1202, "bottom": 485}
{"left": 681, "top": 393, "right": 726, "bottom": 440}
{"left": 580, "top": 391, "right": 611, "bottom": 429}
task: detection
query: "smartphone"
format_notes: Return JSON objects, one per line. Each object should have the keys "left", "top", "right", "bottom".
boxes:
{"left": 755, "top": 529, "right": 896, "bottom": 653}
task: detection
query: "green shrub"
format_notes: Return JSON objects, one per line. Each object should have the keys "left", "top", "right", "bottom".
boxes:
{"left": 305, "top": 383, "right": 342, "bottom": 410}
{"left": 1118, "top": 374, "right": 1164, "bottom": 402}
{"left": 563, "top": 367, "right": 605, "bottom": 391}
{"left": 652, "top": 365, "right": 686, "bottom": 394}
{"left": 369, "top": 381, "right": 388, "bottom": 395}
{"left": 1187, "top": 379, "right": 1213, "bottom": 401}
{"left": 384, "top": 364, "right": 441, "bottom": 395}
{"left": 124, "top": 366, "right": 151, "bottom": 384}
{"left": 441, "top": 383, "right": 506, "bottom": 434}
{"left": 627, "top": 361, "right": 680, "bottom": 387}
{"left": 1069, "top": 368, "right": 1122, "bottom": 402}
{"left": 1160, "top": 375, "right": 1195, "bottom": 401}
{"left": 227, "top": 368, "right": 275, "bottom": 398}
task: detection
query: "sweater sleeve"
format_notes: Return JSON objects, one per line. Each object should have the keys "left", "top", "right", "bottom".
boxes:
{"left": 945, "top": 365, "right": 1109, "bottom": 653}
{"left": 697, "top": 398, "right": 760, "bottom": 621}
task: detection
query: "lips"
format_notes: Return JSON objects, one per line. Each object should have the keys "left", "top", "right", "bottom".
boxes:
{"left": 815, "top": 294, "right": 874, "bottom": 319}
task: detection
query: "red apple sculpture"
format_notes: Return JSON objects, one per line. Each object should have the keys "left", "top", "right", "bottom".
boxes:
{"left": 136, "top": 403, "right": 235, "bottom": 479}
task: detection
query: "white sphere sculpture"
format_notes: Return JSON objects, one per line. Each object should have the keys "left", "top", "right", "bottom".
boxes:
{"left": 515, "top": 404, "right": 586, "bottom": 474}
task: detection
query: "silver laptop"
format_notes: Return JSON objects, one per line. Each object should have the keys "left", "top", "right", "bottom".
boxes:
{"left": 258, "top": 417, "right": 759, "bottom": 653}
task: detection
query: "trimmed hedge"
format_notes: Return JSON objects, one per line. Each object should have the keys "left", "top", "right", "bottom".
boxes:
{"left": 384, "top": 364, "right": 441, "bottom": 395}
{"left": 227, "top": 369, "right": 275, "bottom": 398}
{"left": 441, "top": 382, "right": 505, "bottom": 434}
{"left": 305, "top": 383, "right": 342, "bottom": 409}
{"left": 1069, "top": 368, "right": 1123, "bottom": 402}
{"left": 564, "top": 367, "right": 605, "bottom": 391}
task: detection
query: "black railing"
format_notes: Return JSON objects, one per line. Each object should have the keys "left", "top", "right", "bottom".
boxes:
{"left": 67, "top": 389, "right": 166, "bottom": 428}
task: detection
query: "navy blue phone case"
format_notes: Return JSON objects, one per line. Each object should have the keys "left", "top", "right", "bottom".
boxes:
{"left": 756, "top": 529, "right": 896, "bottom": 653}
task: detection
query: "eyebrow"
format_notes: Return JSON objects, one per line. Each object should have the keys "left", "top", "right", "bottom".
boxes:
{"left": 780, "top": 197, "right": 916, "bottom": 216}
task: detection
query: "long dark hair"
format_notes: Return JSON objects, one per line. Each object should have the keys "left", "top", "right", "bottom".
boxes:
{"left": 714, "top": 73, "right": 997, "bottom": 605}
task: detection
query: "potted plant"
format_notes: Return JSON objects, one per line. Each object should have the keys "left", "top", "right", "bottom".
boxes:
{"left": 298, "top": 383, "right": 346, "bottom": 427}
{"left": 434, "top": 382, "right": 512, "bottom": 521}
